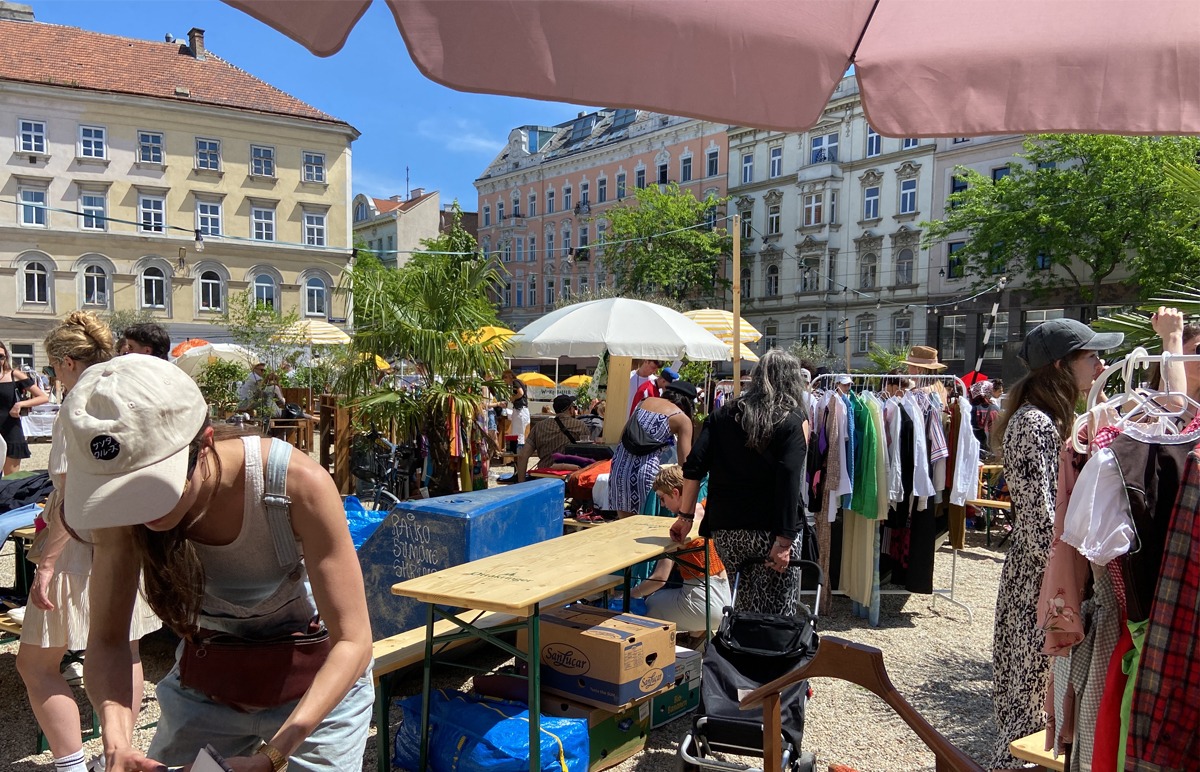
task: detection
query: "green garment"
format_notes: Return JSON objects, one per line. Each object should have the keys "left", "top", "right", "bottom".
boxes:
{"left": 848, "top": 395, "right": 879, "bottom": 518}
{"left": 1118, "top": 619, "right": 1149, "bottom": 771}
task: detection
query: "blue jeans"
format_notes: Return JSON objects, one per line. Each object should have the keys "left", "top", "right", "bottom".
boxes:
{"left": 148, "top": 656, "right": 374, "bottom": 771}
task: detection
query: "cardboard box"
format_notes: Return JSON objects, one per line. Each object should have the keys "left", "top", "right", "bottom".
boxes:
{"left": 541, "top": 694, "right": 652, "bottom": 772}
{"left": 519, "top": 608, "right": 676, "bottom": 708}
{"left": 675, "top": 645, "right": 703, "bottom": 684}
{"left": 651, "top": 675, "right": 701, "bottom": 728}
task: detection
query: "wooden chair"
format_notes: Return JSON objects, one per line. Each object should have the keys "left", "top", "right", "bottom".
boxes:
{"left": 967, "top": 463, "right": 1011, "bottom": 547}
{"left": 282, "top": 386, "right": 314, "bottom": 414}
{"left": 740, "top": 636, "right": 985, "bottom": 772}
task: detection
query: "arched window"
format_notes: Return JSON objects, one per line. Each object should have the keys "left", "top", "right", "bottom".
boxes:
{"left": 83, "top": 265, "right": 107, "bottom": 306}
{"left": 766, "top": 264, "right": 780, "bottom": 297}
{"left": 23, "top": 261, "right": 48, "bottom": 304}
{"left": 199, "top": 270, "right": 223, "bottom": 311}
{"left": 354, "top": 201, "right": 368, "bottom": 221}
{"left": 740, "top": 267, "right": 752, "bottom": 298}
{"left": 896, "top": 248, "right": 914, "bottom": 285}
{"left": 254, "top": 273, "right": 276, "bottom": 309}
{"left": 305, "top": 277, "right": 327, "bottom": 317}
{"left": 528, "top": 275, "right": 537, "bottom": 306}
{"left": 860, "top": 253, "right": 878, "bottom": 289}
{"left": 142, "top": 267, "right": 166, "bottom": 308}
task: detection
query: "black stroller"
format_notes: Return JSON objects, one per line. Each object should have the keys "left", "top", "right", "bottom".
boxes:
{"left": 679, "top": 558, "right": 823, "bottom": 772}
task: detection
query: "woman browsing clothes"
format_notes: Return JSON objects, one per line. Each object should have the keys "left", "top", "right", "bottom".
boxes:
{"left": 0, "top": 339, "right": 48, "bottom": 475}
{"left": 987, "top": 319, "right": 1122, "bottom": 772}
{"left": 63, "top": 355, "right": 373, "bottom": 772}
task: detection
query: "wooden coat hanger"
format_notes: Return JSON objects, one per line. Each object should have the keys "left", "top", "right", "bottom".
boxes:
{"left": 739, "top": 636, "right": 985, "bottom": 772}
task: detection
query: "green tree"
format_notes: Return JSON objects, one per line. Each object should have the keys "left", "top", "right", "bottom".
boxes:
{"left": 218, "top": 289, "right": 301, "bottom": 371}
{"left": 600, "top": 182, "right": 731, "bottom": 304}
{"left": 104, "top": 309, "right": 159, "bottom": 340}
{"left": 865, "top": 343, "right": 911, "bottom": 374}
{"left": 195, "top": 358, "right": 249, "bottom": 416}
{"left": 922, "top": 135, "right": 1200, "bottom": 307}
{"left": 788, "top": 341, "right": 839, "bottom": 372}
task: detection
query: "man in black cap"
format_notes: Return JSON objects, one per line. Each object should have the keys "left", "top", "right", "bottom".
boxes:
{"left": 515, "top": 393, "right": 592, "bottom": 482}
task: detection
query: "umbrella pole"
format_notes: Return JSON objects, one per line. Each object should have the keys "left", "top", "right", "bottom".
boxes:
{"left": 732, "top": 214, "right": 742, "bottom": 398}
{"left": 602, "top": 356, "right": 633, "bottom": 445}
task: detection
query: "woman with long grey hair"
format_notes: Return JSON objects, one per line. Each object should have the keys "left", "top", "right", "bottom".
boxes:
{"left": 671, "top": 350, "right": 809, "bottom": 614}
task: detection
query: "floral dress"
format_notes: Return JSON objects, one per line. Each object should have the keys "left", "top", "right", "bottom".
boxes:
{"left": 991, "top": 403, "right": 1058, "bottom": 769}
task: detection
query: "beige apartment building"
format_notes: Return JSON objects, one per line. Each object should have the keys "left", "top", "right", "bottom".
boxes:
{"left": 0, "top": 9, "right": 356, "bottom": 367}
{"left": 352, "top": 189, "right": 479, "bottom": 270}
{"left": 476, "top": 110, "right": 729, "bottom": 331}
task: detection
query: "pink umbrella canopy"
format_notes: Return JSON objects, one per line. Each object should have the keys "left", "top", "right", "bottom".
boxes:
{"left": 224, "top": 0, "right": 1200, "bottom": 136}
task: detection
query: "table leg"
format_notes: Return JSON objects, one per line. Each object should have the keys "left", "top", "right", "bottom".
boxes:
{"left": 527, "top": 605, "right": 541, "bottom": 772}
{"left": 418, "top": 603, "right": 434, "bottom": 772}
{"left": 621, "top": 566, "right": 632, "bottom": 612}
{"left": 375, "top": 673, "right": 392, "bottom": 772}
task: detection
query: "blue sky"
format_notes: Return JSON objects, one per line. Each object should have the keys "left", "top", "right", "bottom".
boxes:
{"left": 32, "top": 0, "right": 592, "bottom": 207}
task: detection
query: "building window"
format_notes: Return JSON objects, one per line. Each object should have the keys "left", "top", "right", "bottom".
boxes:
{"left": 545, "top": 278, "right": 555, "bottom": 305}
{"left": 705, "top": 207, "right": 717, "bottom": 230}
{"left": 19, "top": 119, "right": 46, "bottom": 154}
{"left": 483, "top": 206, "right": 491, "bottom": 227}
{"left": 251, "top": 145, "right": 276, "bottom": 177}
{"left": 1024, "top": 308, "right": 1064, "bottom": 330}
{"left": 810, "top": 132, "right": 838, "bottom": 163}
{"left": 596, "top": 271, "right": 606, "bottom": 290}
{"left": 681, "top": 156, "right": 693, "bottom": 183}
{"left": 889, "top": 316, "right": 908, "bottom": 349}
{"left": 800, "top": 260, "right": 820, "bottom": 292}
{"left": 547, "top": 232, "right": 555, "bottom": 258}
{"left": 354, "top": 201, "right": 368, "bottom": 222}
{"left": 896, "top": 248, "right": 914, "bottom": 285}
{"left": 740, "top": 268, "right": 752, "bottom": 298}
{"left": 503, "top": 282, "right": 512, "bottom": 307}
{"left": 138, "top": 194, "right": 165, "bottom": 233}
{"left": 138, "top": 131, "right": 164, "bottom": 164}
{"left": 740, "top": 212, "right": 752, "bottom": 240}
{"left": 766, "top": 264, "right": 780, "bottom": 296}
{"left": 802, "top": 193, "right": 823, "bottom": 226}
{"left": 858, "top": 318, "right": 875, "bottom": 353}
{"left": 763, "top": 323, "right": 778, "bottom": 351}
{"left": 80, "top": 191, "right": 107, "bottom": 231}
{"left": 199, "top": 270, "right": 223, "bottom": 311}
{"left": 562, "top": 277, "right": 571, "bottom": 298}
{"left": 992, "top": 166, "right": 1011, "bottom": 183}
{"left": 593, "top": 178, "right": 604, "bottom": 204}
{"left": 254, "top": 274, "right": 276, "bottom": 309}
{"left": 579, "top": 224, "right": 589, "bottom": 249}
{"left": 562, "top": 187, "right": 572, "bottom": 211}
{"left": 142, "top": 267, "right": 166, "bottom": 309}
{"left": 251, "top": 206, "right": 275, "bottom": 241}
{"left": 707, "top": 149, "right": 719, "bottom": 177}
{"left": 562, "top": 225, "right": 572, "bottom": 255}
{"left": 580, "top": 182, "right": 590, "bottom": 205}
{"left": 512, "top": 236, "right": 523, "bottom": 263}
{"left": 616, "top": 173, "right": 627, "bottom": 199}
{"left": 196, "top": 138, "right": 221, "bottom": 170}
{"left": 860, "top": 253, "right": 878, "bottom": 289}
{"left": 304, "top": 211, "right": 326, "bottom": 246}
{"left": 579, "top": 274, "right": 589, "bottom": 294}
{"left": 502, "top": 241, "right": 511, "bottom": 263}
{"left": 9, "top": 344, "right": 33, "bottom": 372}
{"left": 657, "top": 163, "right": 668, "bottom": 185}
{"left": 512, "top": 194, "right": 521, "bottom": 217}
{"left": 636, "top": 168, "right": 646, "bottom": 189}
{"left": 1035, "top": 252, "right": 1052, "bottom": 270}
{"left": 497, "top": 201, "right": 505, "bottom": 222}
{"left": 941, "top": 314, "right": 967, "bottom": 360}
{"left": 528, "top": 235, "right": 536, "bottom": 261}
{"left": 79, "top": 125, "right": 107, "bottom": 159}
{"left": 84, "top": 265, "right": 108, "bottom": 306}
{"left": 769, "top": 146, "right": 783, "bottom": 178}
{"left": 303, "top": 152, "right": 326, "bottom": 183}
{"left": 515, "top": 281, "right": 524, "bottom": 308}
{"left": 899, "top": 178, "right": 917, "bottom": 214}
{"left": 798, "top": 319, "right": 820, "bottom": 346}
{"left": 985, "top": 311, "right": 1010, "bottom": 358}
{"left": 767, "top": 204, "right": 781, "bottom": 235}
{"left": 741, "top": 152, "right": 754, "bottom": 184}
{"left": 24, "top": 261, "right": 49, "bottom": 304}
{"left": 902, "top": 137, "right": 920, "bottom": 149}
{"left": 196, "top": 200, "right": 222, "bottom": 236}
{"left": 19, "top": 187, "right": 47, "bottom": 227}
{"left": 866, "top": 126, "right": 880, "bottom": 158}
{"left": 528, "top": 192, "right": 538, "bottom": 215}
{"left": 952, "top": 137, "right": 970, "bottom": 144}
{"left": 863, "top": 186, "right": 880, "bottom": 220}
{"left": 528, "top": 276, "right": 537, "bottom": 306}
{"left": 947, "top": 241, "right": 967, "bottom": 278}
{"left": 546, "top": 190, "right": 556, "bottom": 214}
{"left": 307, "top": 277, "right": 326, "bottom": 316}
{"left": 950, "top": 175, "right": 968, "bottom": 208}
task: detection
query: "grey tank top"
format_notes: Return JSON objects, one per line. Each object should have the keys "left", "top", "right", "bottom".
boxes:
{"left": 193, "top": 436, "right": 318, "bottom": 637}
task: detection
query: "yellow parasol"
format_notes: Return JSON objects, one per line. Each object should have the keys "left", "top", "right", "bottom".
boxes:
{"left": 274, "top": 319, "right": 351, "bottom": 345}
{"left": 449, "top": 325, "right": 516, "bottom": 351}
{"left": 516, "top": 372, "right": 556, "bottom": 388}
{"left": 559, "top": 374, "right": 593, "bottom": 388}
{"left": 682, "top": 309, "right": 763, "bottom": 344}
{"left": 360, "top": 352, "right": 391, "bottom": 370}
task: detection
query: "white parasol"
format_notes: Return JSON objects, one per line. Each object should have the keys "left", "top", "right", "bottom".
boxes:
{"left": 172, "top": 343, "right": 260, "bottom": 378}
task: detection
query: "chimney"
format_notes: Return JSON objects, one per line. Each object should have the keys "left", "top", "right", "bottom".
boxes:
{"left": 0, "top": 2, "right": 35, "bottom": 21}
{"left": 410, "top": 188, "right": 425, "bottom": 199}
{"left": 188, "top": 27, "right": 206, "bottom": 60}
{"left": 389, "top": 195, "right": 404, "bottom": 202}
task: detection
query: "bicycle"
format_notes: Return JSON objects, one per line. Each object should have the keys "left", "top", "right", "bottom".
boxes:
{"left": 350, "top": 429, "right": 421, "bottom": 511}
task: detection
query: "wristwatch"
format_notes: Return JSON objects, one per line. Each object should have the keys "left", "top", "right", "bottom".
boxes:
{"left": 256, "top": 743, "right": 288, "bottom": 772}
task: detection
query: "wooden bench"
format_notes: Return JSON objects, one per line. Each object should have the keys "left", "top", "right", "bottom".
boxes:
{"left": 1009, "top": 730, "right": 1065, "bottom": 771}
{"left": 370, "top": 574, "right": 622, "bottom": 772}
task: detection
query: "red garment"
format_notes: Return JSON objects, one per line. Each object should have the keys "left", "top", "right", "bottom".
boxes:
{"left": 629, "top": 378, "right": 660, "bottom": 415}
{"left": 1092, "top": 604, "right": 1133, "bottom": 772}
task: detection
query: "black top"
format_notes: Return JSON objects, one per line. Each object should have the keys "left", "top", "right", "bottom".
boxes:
{"left": 511, "top": 383, "right": 528, "bottom": 410}
{"left": 683, "top": 401, "right": 807, "bottom": 541}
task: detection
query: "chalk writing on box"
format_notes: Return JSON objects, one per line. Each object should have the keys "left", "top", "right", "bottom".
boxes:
{"left": 390, "top": 512, "right": 444, "bottom": 580}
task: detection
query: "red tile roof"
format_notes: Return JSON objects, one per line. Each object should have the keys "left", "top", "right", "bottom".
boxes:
{"left": 0, "top": 19, "right": 353, "bottom": 130}
{"left": 371, "top": 191, "right": 436, "bottom": 214}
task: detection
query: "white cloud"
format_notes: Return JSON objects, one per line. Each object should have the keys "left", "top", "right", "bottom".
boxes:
{"left": 416, "top": 118, "right": 504, "bottom": 155}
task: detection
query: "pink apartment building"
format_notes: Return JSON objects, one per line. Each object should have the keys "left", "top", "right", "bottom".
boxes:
{"left": 475, "top": 109, "right": 729, "bottom": 331}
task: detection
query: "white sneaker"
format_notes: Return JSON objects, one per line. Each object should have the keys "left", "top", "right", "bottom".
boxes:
{"left": 87, "top": 756, "right": 106, "bottom": 771}
{"left": 61, "top": 659, "right": 85, "bottom": 685}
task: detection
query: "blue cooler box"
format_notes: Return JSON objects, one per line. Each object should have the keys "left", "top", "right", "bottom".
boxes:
{"left": 358, "top": 478, "right": 564, "bottom": 639}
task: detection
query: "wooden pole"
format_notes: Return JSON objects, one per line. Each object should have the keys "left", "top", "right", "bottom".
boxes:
{"left": 732, "top": 214, "right": 742, "bottom": 398}
{"left": 602, "top": 355, "right": 634, "bottom": 444}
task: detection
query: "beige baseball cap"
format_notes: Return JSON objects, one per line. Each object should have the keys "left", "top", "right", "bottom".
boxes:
{"left": 61, "top": 354, "right": 208, "bottom": 530}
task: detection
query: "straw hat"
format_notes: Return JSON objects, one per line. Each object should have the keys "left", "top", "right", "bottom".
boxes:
{"left": 902, "top": 345, "right": 948, "bottom": 371}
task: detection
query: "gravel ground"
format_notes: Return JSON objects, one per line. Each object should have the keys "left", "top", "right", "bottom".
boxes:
{"left": 0, "top": 443, "right": 1005, "bottom": 771}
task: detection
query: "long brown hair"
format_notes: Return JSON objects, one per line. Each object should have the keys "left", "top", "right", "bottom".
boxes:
{"left": 130, "top": 420, "right": 254, "bottom": 638}
{"left": 992, "top": 352, "right": 1085, "bottom": 455}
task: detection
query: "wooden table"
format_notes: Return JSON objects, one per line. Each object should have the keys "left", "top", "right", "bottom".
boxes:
{"left": 391, "top": 515, "right": 692, "bottom": 772}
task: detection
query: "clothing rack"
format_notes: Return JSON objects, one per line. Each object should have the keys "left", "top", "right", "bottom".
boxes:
{"left": 809, "top": 372, "right": 974, "bottom": 624}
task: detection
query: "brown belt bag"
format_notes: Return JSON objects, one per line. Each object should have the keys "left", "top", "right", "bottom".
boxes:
{"left": 179, "top": 627, "right": 331, "bottom": 711}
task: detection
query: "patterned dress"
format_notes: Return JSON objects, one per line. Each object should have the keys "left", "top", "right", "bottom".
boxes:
{"left": 609, "top": 408, "right": 677, "bottom": 513}
{"left": 990, "top": 403, "right": 1059, "bottom": 769}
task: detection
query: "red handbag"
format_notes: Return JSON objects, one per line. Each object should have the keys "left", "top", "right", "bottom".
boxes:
{"left": 178, "top": 627, "right": 331, "bottom": 712}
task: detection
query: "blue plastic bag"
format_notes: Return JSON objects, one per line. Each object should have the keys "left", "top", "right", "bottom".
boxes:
{"left": 606, "top": 595, "right": 649, "bottom": 617}
{"left": 393, "top": 690, "right": 588, "bottom": 772}
{"left": 344, "top": 496, "right": 386, "bottom": 550}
